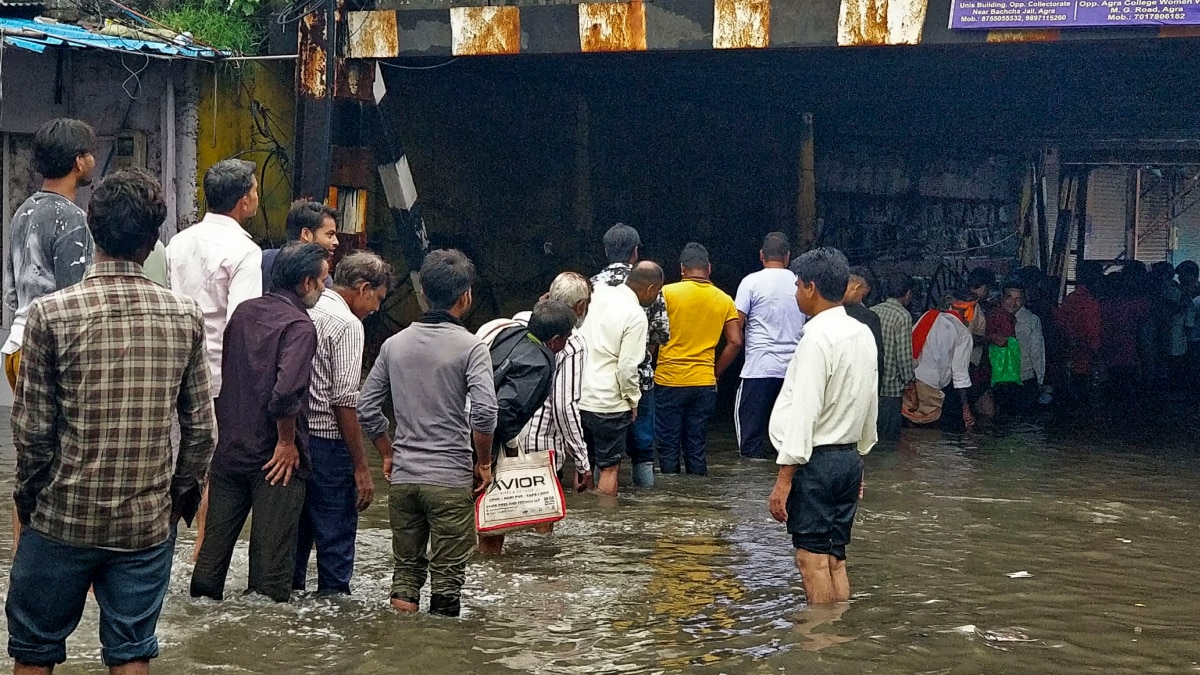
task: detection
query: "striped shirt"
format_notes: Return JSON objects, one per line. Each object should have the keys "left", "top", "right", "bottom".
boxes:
{"left": 518, "top": 333, "right": 590, "bottom": 473}
{"left": 13, "top": 261, "right": 215, "bottom": 550}
{"left": 307, "top": 288, "right": 364, "bottom": 439}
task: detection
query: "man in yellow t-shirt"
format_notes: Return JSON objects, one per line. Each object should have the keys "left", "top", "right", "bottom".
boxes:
{"left": 655, "top": 243, "right": 743, "bottom": 476}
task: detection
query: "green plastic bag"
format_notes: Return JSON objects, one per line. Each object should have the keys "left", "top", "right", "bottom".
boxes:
{"left": 989, "top": 337, "right": 1022, "bottom": 385}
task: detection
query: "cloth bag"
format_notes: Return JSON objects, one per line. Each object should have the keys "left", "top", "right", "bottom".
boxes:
{"left": 475, "top": 446, "right": 567, "bottom": 535}
{"left": 989, "top": 337, "right": 1023, "bottom": 385}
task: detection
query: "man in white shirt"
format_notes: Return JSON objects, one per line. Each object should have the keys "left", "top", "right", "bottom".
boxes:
{"left": 734, "top": 232, "right": 805, "bottom": 460}
{"left": 1006, "top": 282, "right": 1046, "bottom": 417}
{"left": 579, "top": 261, "right": 661, "bottom": 496}
{"left": 767, "top": 247, "right": 877, "bottom": 605}
{"left": 167, "top": 158, "right": 263, "bottom": 398}
{"left": 167, "top": 158, "right": 262, "bottom": 559}
{"left": 904, "top": 291, "right": 976, "bottom": 430}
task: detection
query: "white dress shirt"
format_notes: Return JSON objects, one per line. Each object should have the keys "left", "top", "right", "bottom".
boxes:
{"left": 579, "top": 284, "right": 648, "bottom": 414}
{"left": 770, "top": 306, "right": 878, "bottom": 466}
{"left": 1014, "top": 307, "right": 1046, "bottom": 384}
{"left": 913, "top": 312, "right": 973, "bottom": 391}
{"left": 166, "top": 213, "right": 262, "bottom": 396}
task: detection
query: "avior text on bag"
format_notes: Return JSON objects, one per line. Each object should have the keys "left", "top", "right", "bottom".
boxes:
{"left": 475, "top": 447, "right": 567, "bottom": 535}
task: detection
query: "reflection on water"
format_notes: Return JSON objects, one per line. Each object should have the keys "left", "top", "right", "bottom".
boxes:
{"left": 2, "top": 413, "right": 1200, "bottom": 673}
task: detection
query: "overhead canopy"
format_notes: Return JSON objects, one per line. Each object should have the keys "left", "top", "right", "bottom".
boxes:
{"left": 0, "top": 16, "right": 222, "bottom": 59}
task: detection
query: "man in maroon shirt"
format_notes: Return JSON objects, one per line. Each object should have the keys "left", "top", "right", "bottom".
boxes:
{"left": 190, "top": 242, "right": 328, "bottom": 603}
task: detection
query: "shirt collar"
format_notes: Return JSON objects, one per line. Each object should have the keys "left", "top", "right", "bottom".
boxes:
{"left": 199, "top": 212, "right": 254, "bottom": 240}
{"left": 86, "top": 260, "right": 151, "bottom": 281}
{"left": 808, "top": 305, "right": 848, "bottom": 327}
{"left": 321, "top": 287, "right": 351, "bottom": 312}
{"left": 268, "top": 288, "right": 310, "bottom": 312}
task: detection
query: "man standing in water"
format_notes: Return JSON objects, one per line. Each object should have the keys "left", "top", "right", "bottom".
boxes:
{"left": 190, "top": 243, "right": 327, "bottom": 603}
{"left": 358, "top": 250, "right": 497, "bottom": 618}
{"left": 768, "top": 247, "right": 878, "bottom": 604}
{"left": 734, "top": 232, "right": 804, "bottom": 460}
{"left": 7, "top": 170, "right": 214, "bottom": 673}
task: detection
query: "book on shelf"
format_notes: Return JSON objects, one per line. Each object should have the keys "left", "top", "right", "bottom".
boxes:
{"left": 325, "top": 186, "right": 368, "bottom": 235}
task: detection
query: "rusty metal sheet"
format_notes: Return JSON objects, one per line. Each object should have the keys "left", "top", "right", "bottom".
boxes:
{"left": 298, "top": 11, "right": 328, "bottom": 98}
{"left": 837, "top": 0, "right": 927, "bottom": 46}
{"left": 713, "top": 0, "right": 769, "bottom": 49}
{"left": 348, "top": 10, "right": 399, "bottom": 58}
{"left": 450, "top": 6, "right": 521, "bottom": 56}
{"left": 985, "top": 29, "right": 1059, "bottom": 43}
{"left": 578, "top": 1, "right": 647, "bottom": 52}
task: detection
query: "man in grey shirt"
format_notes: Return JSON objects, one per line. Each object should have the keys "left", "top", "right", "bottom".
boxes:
{"left": 2, "top": 118, "right": 96, "bottom": 391}
{"left": 358, "top": 249, "right": 497, "bottom": 618}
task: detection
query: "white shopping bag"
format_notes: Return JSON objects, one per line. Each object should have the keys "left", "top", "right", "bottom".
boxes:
{"left": 475, "top": 447, "right": 566, "bottom": 535}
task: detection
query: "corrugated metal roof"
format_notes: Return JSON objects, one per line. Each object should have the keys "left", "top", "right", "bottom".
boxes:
{"left": 0, "top": 16, "right": 222, "bottom": 59}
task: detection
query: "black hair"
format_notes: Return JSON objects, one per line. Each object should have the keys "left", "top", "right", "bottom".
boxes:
{"left": 627, "top": 260, "right": 664, "bottom": 289}
{"left": 1078, "top": 261, "right": 1105, "bottom": 288}
{"left": 527, "top": 298, "right": 576, "bottom": 343}
{"left": 286, "top": 200, "right": 339, "bottom": 241}
{"left": 420, "top": 249, "right": 475, "bottom": 310}
{"left": 849, "top": 265, "right": 874, "bottom": 286}
{"left": 86, "top": 169, "right": 166, "bottom": 261}
{"left": 603, "top": 223, "right": 641, "bottom": 264}
{"left": 882, "top": 273, "right": 914, "bottom": 300}
{"left": 334, "top": 249, "right": 392, "bottom": 290}
{"left": 33, "top": 118, "right": 96, "bottom": 180}
{"left": 967, "top": 267, "right": 996, "bottom": 290}
{"left": 680, "top": 242, "right": 710, "bottom": 270}
{"left": 271, "top": 242, "right": 328, "bottom": 292}
{"left": 1177, "top": 260, "right": 1199, "bottom": 280}
{"left": 203, "top": 159, "right": 256, "bottom": 214}
{"left": 790, "top": 247, "right": 850, "bottom": 302}
{"left": 1001, "top": 278, "right": 1025, "bottom": 294}
{"left": 761, "top": 232, "right": 790, "bottom": 261}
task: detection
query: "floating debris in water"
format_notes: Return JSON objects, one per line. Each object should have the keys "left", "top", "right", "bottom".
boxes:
{"left": 1005, "top": 571, "right": 1033, "bottom": 579}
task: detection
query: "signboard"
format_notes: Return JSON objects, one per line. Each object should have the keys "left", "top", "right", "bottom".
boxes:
{"left": 949, "top": 0, "right": 1200, "bottom": 28}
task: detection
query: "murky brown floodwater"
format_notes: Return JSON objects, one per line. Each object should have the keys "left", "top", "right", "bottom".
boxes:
{"left": 1, "top": 408, "right": 1198, "bottom": 674}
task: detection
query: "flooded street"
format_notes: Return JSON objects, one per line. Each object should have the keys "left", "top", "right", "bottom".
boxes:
{"left": 1, "top": 409, "right": 1198, "bottom": 673}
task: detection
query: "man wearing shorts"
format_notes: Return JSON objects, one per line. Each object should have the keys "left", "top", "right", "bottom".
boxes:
{"left": 579, "top": 261, "right": 662, "bottom": 496}
{"left": 767, "top": 247, "right": 878, "bottom": 604}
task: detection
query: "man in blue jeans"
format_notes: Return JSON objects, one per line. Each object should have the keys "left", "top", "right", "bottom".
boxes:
{"left": 293, "top": 250, "right": 392, "bottom": 595}
{"left": 7, "top": 170, "right": 215, "bottom": 674}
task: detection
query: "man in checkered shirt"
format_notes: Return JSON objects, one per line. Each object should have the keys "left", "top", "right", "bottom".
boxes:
{"left": 7, "top": 170, "right": 215, "bottom": 672}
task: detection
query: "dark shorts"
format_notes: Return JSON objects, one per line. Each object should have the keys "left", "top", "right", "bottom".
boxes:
{"left": 787, "top": 446, "right": 863, "bottom": 561}
{"left": 581, "top": 410, "right": 633, "bottom": 469}
{"left": 7, "top": 527, "right": 175, "bottom": 668}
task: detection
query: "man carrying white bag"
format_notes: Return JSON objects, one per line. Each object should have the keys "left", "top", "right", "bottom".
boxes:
{"left": 474, "top": 298, "right": 577, "bottom": 553}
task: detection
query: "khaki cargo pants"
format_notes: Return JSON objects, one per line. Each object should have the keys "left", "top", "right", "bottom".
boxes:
{"left": 388, "top": 484, "right": 476, "bottom": 601}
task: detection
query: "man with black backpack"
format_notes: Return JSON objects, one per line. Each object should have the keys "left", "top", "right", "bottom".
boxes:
{"left": 475, "top": 298, "right": 576, "bottom": 554}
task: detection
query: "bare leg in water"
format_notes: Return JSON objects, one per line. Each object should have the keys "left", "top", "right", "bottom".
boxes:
{"left": 597, "top": 465, "right": 620, "bottom": 496}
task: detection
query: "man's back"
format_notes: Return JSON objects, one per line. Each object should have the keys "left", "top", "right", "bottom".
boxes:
{"left": 167, "top": 214, "right": 262, "bottom": 394}
{"left": 579, "top": 283, "right": 648, "bottom": 413}
{"left": 367, "top": 322, "right": 496, "bottom": 489}
{"left": 13, "top": 263, "right": 211, "bottom": 550}
{"left": 2, "top": 192, "right": 92, "bottom": 354}
{"left": 735, "top": 268, "right": 804, "bottom": 379}
{"left": 656, "top": 279, "right": 738, "bottom": 387}
{"left": 914, "top": 312, "right": 972, "bottom": 390}
{"left": 213, "top": 292, "right": 317, "bottom": 480}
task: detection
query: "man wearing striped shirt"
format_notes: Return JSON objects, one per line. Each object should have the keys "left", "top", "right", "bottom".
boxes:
{"left": 517, "top": 272, "right": 594, "bottom": 491}
{"left": 293, "top": 250, "right": 391, "bottom": 596}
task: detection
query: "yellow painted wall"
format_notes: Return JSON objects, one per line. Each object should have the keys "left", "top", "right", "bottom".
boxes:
{"left": 196, "top": 61, "right": 296, "bottom": 246}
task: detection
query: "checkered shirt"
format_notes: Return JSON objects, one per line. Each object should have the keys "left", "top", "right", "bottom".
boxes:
{"left": 13, "top": 261, "right": 214, "bottom": 550}
{"left": 871, "top": 298, "right": 916, "bottom": 398}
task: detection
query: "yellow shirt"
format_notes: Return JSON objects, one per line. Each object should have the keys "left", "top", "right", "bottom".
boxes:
{"left": 655, "top": 279, "right": 739, "bottom": 388}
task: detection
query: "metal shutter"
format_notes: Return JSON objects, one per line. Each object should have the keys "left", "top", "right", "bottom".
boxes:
{"left": 1085, "top": 167, "right": 1129, "bottom": 261}
{"left": 1135, "top": 172, "right": 1170, "bottom": 264}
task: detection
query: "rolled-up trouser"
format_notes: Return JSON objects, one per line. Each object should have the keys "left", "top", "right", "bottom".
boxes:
{"left": 294, "top": 436, "right": 359, "bottom": 594}
{"left": 388, "top": 483, "right": 476, "bottom": 602}
{"left": 190, "top": 470, "right": 307, "bottom": 603}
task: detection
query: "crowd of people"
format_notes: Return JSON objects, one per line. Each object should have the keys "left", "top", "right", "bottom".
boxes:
{"left": 5, "top": 117, "right": 1190, "bottom": 674}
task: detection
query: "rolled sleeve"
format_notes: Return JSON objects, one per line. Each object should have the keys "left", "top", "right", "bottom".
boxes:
{"left": 466, "top": 342, "right": 498, "bottom": 434}
{"left": 357, "top": 341, "right": 392, "bottom": 441}
{"left": 267, "top": 321, "right": 318, "bottom": 419}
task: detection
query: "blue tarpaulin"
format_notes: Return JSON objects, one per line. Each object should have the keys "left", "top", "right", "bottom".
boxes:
{"left": 0, "top": 16, "right": 222, "bottom": 59}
